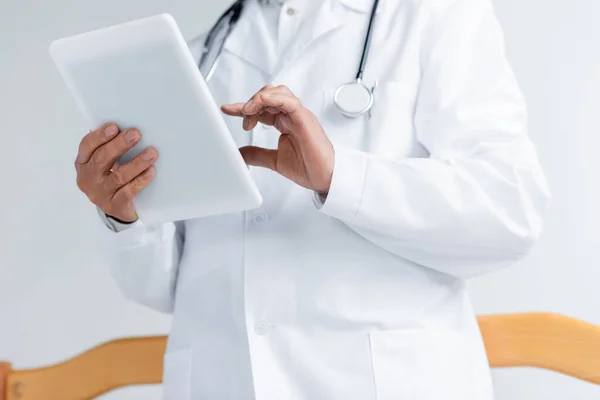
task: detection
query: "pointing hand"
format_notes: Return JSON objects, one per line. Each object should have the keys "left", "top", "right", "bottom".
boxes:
{"left": 222, "top": 85, "right": 334, "bottom": 194}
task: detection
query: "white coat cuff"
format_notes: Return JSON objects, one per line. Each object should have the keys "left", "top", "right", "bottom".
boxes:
{"left": 97, "top": 207, "right": 140, "bottom": 232}
{"left": 314, "top": 146, "right": 368, "bottom": 222}
{"left": 98, "top": 210, "right": 164, "bottom": 249}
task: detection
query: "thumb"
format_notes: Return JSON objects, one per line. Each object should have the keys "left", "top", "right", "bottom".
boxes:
{"left": 240, "top": 146, "right": 277, "bottom": 171}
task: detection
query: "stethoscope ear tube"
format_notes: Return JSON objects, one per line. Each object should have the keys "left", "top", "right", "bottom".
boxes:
{"left": 199, "top": 0, "right": 245, "bottom": 82}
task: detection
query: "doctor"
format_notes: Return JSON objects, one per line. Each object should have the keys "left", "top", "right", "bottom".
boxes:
{"left": 75, "top": 0, "right": 550, "bottom": 398}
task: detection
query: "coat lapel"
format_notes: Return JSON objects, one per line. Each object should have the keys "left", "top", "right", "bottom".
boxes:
{"left": 219, "top": 0, "right": 386, "bottom": 77}
{"left": 338, "top": 0, "right": 386, "bottom": 14}
{"left": 277, "top": 0, "right": 345, "bottom": 70}
{"left": 223, "top": 0, "right": 278, "bottom": 75}
{"left": 275, "top": 0, "right": 386, "bottom": 74}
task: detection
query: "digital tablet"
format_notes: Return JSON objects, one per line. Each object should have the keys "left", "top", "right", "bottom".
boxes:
{"left": 49, "top": 14, "right": 262, "bottom": 224}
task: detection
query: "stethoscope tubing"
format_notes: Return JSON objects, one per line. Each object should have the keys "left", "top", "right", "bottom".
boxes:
{"left": 356, "top": 0, "right": 380, "bottom": 81}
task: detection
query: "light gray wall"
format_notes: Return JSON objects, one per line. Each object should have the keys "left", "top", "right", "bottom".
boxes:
{"left": 468, "top": 0, "right": 600, "bottom": 398}
{"left": 0, "top": 0, "right": 598, "bottom": 399}
{"left": 0, "top": 2, "right": 227, "bottom": 399}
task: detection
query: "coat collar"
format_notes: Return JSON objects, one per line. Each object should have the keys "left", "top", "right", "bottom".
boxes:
{"left": 223, "top": 0, "right": 278, "bottom": 75}
{"left": 338, "top": 0, "right": 386, "bottom": 14}
{"left": 277, "top": 0, "right": 386, "bottom": 73}
{"left": 221, "top": 0, "right": 386, "bottom": 75}
{"left": 259, "top": 0, "right": 383, "bottom": 12}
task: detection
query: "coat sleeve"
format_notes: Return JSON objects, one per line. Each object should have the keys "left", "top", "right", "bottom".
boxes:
{"left": 316, "top": 0, "right": 551, "bottom": 279}
{"left": 103, "top": 220, "right": 185, "bottom": 314}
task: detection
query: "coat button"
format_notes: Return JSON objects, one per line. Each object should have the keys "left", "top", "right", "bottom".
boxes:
{"left": 254, "top": 321, "right": 271, "bottom": 335}
{"left": 253, "top": 212, "right": 269, "bottom": 224}
{"left": 286, "top": 7, "right": 296, "bottom": 16}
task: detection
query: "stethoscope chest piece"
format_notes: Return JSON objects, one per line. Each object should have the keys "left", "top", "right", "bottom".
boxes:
{"left": 334, "top": 80, "right": 375, "bottom": 118}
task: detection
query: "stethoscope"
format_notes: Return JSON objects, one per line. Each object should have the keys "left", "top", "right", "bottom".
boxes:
{"left": 199, "top": 0, "right": 381, "bottom": 118}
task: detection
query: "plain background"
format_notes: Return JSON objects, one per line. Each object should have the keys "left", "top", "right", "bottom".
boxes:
{"left": 1, "top": 0, "right": 598, "bottom": 398}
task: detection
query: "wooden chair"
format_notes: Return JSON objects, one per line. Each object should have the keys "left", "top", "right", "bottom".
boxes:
{"left": 1, "top": 313, "right": 599, "bottom": 399}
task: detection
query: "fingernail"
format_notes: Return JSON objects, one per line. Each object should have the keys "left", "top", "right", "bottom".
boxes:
{"left": 142, "top": 149, "right": 156, "bottom": 161}
{"left": 125, "top": 129, "right": 139, "bottom": 143}
{"left": 243, "top": 117, "right": 249, "bottom": 130}
{"left": 243, "top": 99, "right": 254, "bottom": 111}
{"left": 105, "top": 125, "right": 118, "bottom": 137}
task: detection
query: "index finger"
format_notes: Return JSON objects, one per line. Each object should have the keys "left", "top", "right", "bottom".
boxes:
{"left": 246, "top": 93, "right": 304, "bottom": 125}
{"left": 76, "top": 123, "right": 120, "bottom": 164}
{"left": 221, "top": 103, "right": 245, "bottom": 117}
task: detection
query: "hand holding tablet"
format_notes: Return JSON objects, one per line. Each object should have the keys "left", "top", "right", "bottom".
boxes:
{"left": 50, "top": 14, "right": 262, "bottom": 224}
{"left": 73, "top": 123, "right": 157, "bottom": 223}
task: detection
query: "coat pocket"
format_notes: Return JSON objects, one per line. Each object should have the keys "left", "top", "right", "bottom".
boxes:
{"left": 320, "top": 80, "right": 419, "bottom": 158}
{"left": 369, "top": 329, "right": 490, "bottom": 400}
{"left": 162, "top": 348, "right": 192, "bottom": 400}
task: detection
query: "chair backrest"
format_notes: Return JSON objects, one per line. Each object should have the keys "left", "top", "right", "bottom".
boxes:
{"left": 1, "top": 313, "right": 599, "bottom": 399}
{"left": 0, "top": 337, "right": 166, "bottom": 400}
{"left": 478, "top": 313, "right": 600, "bottom": 384}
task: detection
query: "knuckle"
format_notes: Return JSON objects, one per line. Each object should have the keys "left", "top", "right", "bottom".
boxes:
{"left": 110, "top": 169, "right": 125, "bottom": 187}
{"left": 131, "top": 178, "right": 142, "bottom": 190}
{"left": 80, "top": 128, "right": 98, "bottom": 147}
{"left": 77, "top": 143, "right": 88, "bottom": 160}
{"left": 91, "top": 150, "right": 106, "bottom": 167}
{"left": 131, "top": 175, "right": 146, "bottom": 191}
{"left": 123, "top": 167, "right": 154, "bottom": 200}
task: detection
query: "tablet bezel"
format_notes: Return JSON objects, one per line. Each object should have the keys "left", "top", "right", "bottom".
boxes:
{"left": 49, "top": 14, "right": 263, "bottom": 223}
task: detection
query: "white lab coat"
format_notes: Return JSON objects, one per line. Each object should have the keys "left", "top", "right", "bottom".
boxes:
{"left": 102, "top": 0, "right": 550, "bottom": 398}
